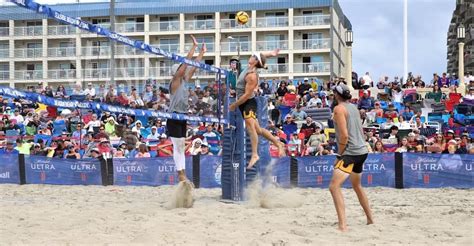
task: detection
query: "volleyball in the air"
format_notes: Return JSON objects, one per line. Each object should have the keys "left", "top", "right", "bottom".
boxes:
{"left": 236, "top": 11, "right": 249, "bottom": 25}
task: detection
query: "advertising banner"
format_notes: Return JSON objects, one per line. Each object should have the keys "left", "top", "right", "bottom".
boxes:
{"left": 0, "top": 154, "right": 20, "bottom": 184}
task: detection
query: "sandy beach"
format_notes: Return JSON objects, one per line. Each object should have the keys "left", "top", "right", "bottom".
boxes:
{"left": 0, "top": 184, "right": 472, "bottom": 245}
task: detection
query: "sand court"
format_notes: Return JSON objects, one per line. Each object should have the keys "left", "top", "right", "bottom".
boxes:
{"left": 0, "top": 185, "right": 472, "bottom": 245}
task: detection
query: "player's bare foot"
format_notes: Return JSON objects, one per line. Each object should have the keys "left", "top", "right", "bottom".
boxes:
{"left": 247, "top": 155, "right": 260, "bottom": 169}
{"left": 367, "top": 218, "right": 374, "bottom": 225}
{"left": 337, "top": 226, "right": 348, "bottom": 232}
{"left": 177, "top": 170, "right": 186, "bottom": 182}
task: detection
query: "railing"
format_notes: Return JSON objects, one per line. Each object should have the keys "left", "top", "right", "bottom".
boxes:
{"left": 220, "top": 19, "right": 251, "bottom": 29}
{"left": 149, "top": 21, "right": 180, "bottom": 32}
{"left": 149, "top": 66, "right": 172, "bottom": 77}
{"left": 220, "top": 41, "right": 251, "bottom": 52}
{"left": 184, "top": 20, "right": 215, "bottom": 30}
{"left": 293, "top": 62, "right": 330, "bottom": 73}
{"left": 0, "top": 49, "right": 9, "bottom": 58}
{"left": 293, "top": 39, "right": 330, "bottom": 50}
{"left": 15, "top": 70, "right": 43, "bottom": 80}
{"left": 115, "top": 22, "right": 145, "bottom": 33}
{"left": 155, "top": 43, "right": 180, "bottom": 53}
{"left": 47, "top": 47, "right": 76, "bottom": 57}
{"left": 0, "top": 71, "right": 9, "bottom": 80}
{"left": 0, "top": 27, "right": 9, "bottom": 37}
{"left": 260, "top": 63, "right": 288, "bottom": 74}
{"left": 82, "top": 24, "right": 110, "bottom": 33}
{"left": 256, "top": 40, "right": 288, "bottom": 51}
{"left": 293, "top": 15, "right": 331, "bottom": 26}
{"left": 185, "top": 42, "right": 215, "bottom": 52}
{"left": 255, "top": 16, "right": 288, "bottom": 28}
{"left": 47, "top": 69, "right": 76, "bottom": 79}
{"left": 14, "top": 26, "right": 42, "bottom": 36}
{"left": 82, "top": 46, "right": 111, "bottom": 56}
{"left": 115, "top": 45, "right": 144, "bottom": 55}
{"left": 47, "top": 25, "right": 76, "bottom": 35}
{"left": 14, "top": 48, "right": 43, "bottom": 58}
{"left": 83, "top": 68, "right": 110, "bottom": 79}
{"left": 115, "top": 67, "right": 145, "bottom": 78}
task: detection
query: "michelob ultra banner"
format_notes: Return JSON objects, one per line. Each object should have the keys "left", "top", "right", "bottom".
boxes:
{"left": 199, "top": 155, "right": 222, "bottom": 188}
{"left": 25, "top": 156, "right": 102, "bottom": 185}
{"left": 403, "top": 153, "right": 474, "bottom": 188}
{"left": 113, "top": 157, "right": 192, "bottom": 186}
{"left": 259, "top": 157, "right": 291, "bottom": 188}
{"left": 297, "top": 154, "right": 395, "bottom": 188}
{"left": 0, "top": 154, "right": 20, "bottom": 184}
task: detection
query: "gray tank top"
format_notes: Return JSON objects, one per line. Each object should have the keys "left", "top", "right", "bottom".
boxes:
{"left": 235, "top": 67, "right": 256, "bottom": 99}
{"left": 334, "top": 102, "right": 368, "bottom": 155}
{"left": 168, "top": 79, "right": 189, "bottom": 114}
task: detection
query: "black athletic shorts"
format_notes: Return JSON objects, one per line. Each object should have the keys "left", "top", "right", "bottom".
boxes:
{"left": 334, "top": 154, "right": 368, "bottom": 174}
{"left": 166, "top": 118, "right": 187, "bottom": 138}
{"left": 238, "top": 97, "right": 257, "bottom": 119}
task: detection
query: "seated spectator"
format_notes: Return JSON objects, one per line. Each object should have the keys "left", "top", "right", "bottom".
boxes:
{"left": 396, "top": 137, "right": 409, "bottom": 153}
{"left": 300, "top": 117, "right": 317, "bottom": 140}
{"left": 463, "top": 86, "right": 474, "bottom": 101}
{"left": 97, "top": 138, "right": 113, "bottom": 158}
{"left": 104, "top": 117, "right": 118, "bottom": 137}
{"left": 290, "top": 105, "right": 307, "bottom": 121}
{"left": 0, "top": 141, "right": 19, "bottom": 155}
{"left": 414, "top": 76, "right": 425, "bottom": 87}
{"left": 84, "top": 114, "right": 101, "bottom": 133}
{"left": 147, "top": 126, "right": 160, "bottom": 141}
{"left": 426, "top": 134, "right": 445, "bottom": 153}
{"left": 457, "top": 133, "right": 470, "bottom": 154}
{"left": 384, "top": 125, "right": 400, "bottom": 143}
{"left": 200, "top": 141, "right": 213, "bottom": 156}
{"left": 71, "top": 123, "right": 86, "bottom": 142}
{"left": 382, "top": 117, "right": 395, "bottom": 130}
{"left": 187, "top": 138, "right": 203, "bottom": 156}
{"left": 358, "top": 90, "right": 373, "bottom": 110}
{"left": 392, "top": 86, "right": 403, "bottom": 104}
{"left": 360, "top": 109, "right": 369, "bottom": 127}
{"left": 384, "top": 103, "right": 399, "bottom": 119}
{"left": 114, "top": 149, "right": 126, "bottom": 159}
{"left": 11, "top": 109, "right": 24, "bottom": 124}
{"left": 84, "top": 83, "right": 96, "bottom": 98}
{"left": 445, "top": 140, "right": 458, "bottom": 154}
{"left": 15, "top": 138, "right": 33, "bottom": 155}
{"left": 407, "top": 133, "right": 418, "bottom": 148}
{"left": 65, "top": 145, "right": 81, "bottom": 159}
{"left": 282, "top": 115, "right": 297, "bottom": 141}
{"left": 283, "top": 88, "right": 298, "bottom": 107}
{"left": 401, "top": 107, "right": 414, "bottom": 121}
{"left": 157, "top": 134, "right": 173, "bottom": 157}
{"left": 427, "top": 84, "right": 443, "bottom": 102}
{"left": 371, "top": 102, "right": 384, "bottom": 118}
{"left": 372, "top": 140, "right": 385, "bottom": 153}
{"left": 135, "top": 143, "right": 151, "bottom": 158}
{"left": 288, "top": 133, "right": 302, "bottom": 156}
{"left": 202, "top": 124, "right": 218, "bottom": 141}
{"left": 276, "top": 81, "right": 288, "bottom": 97}
{"left": 402, "top": 79, "right": 415, "bottom": 89}
{"left": 409, "top": 111, "right": 422, "bottom": 124}
{"left": 438, "top": 73, "right": 450, "bottom": 88}
{"left": 305, "top": 128, "right": 327, "bottom": 156}
{"left": 306, "top": 93, "right": 322, "bottom": 108}
{"left": 413, "top": 116, "right": 426, "bottom": 129}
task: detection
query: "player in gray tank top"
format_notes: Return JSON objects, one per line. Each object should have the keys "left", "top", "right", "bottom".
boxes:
{"left": 229, "top": 49, "right": 286, "bottom": 170}
{"left": 329, "top": 82, "right": 374, "bottom": 232}
{"left": 167, "top": 35, "right": 206, "bottom": 188}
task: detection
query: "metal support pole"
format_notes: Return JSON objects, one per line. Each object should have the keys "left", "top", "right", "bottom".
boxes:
{"left": 109, "top": 0, "right": 116, "bottom": 86}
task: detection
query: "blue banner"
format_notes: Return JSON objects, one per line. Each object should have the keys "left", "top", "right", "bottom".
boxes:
{"left": 0, "top": 87, "right": 227, "bottom": 124}
{"left": 297, "top": 154, "right": 395, "bottom": 188}
{"left": 199, "top": 155, "right": 222, "bottom": 188}
{"left": 259, "top": 157, "right": 291, "bottom": 188}
{"left": 403, "top": 153, "right": 474, "bottom": 188}
{"left": 0, "top": 154, "right": 20, "bottom": 184}
{"left": 25, "top": 156, "right": 102, "bottom": 185}
{"left": 113, "top": 157, "right": 192, "bottom": 186}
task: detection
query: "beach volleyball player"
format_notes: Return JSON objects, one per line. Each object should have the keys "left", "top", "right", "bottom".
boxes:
{"left": 329, "top": 82, "right": 374, "bottom": 231}
{"left": 229, "top": 50, "right": 285, "bottom": 169}
{"left": 168, "top": 35, "right": 206, "bottom": 182}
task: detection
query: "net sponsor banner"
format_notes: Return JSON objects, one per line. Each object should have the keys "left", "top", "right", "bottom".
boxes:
{"left": 403, "top": 153, "right": 474, "bottom": 188}
{"left": 297, "top": 154, "right": 395, "bottom": 188}
{"left": 113, "top": 157, "right": 192, "bottom": 186}
{"left": 259, "top": 157, "right": 291, "bottom": 188}
{"left": 25, "top": 156, "right": 102, "bottom": 185}
{"left": 0, "top": 154, "right": 20, "bottom": 184}
{"left": 199, "top": 155, "right": 221, "bottom": 188}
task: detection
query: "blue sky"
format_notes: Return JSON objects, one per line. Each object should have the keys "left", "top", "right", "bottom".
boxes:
{"left": 339, "top": 0, "right": 456, "bottom": 81}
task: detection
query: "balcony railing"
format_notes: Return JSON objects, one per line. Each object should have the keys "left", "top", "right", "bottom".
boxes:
{"left": 260, "top": 63, "right": 288, "bottom": 74}
{"left": 115, "top": 45, "right": 144, "bottom": 55}
{"left": 82, "top": 46, "right": 111, "bottom": 56}
{"left": 256, "top": 16, "right": 288, "bottom": 28}
{"left": 48, "top": 69, "right": 76, "bottom": 79}
{"left": 48, "top": 47, "right": 76, "bottom": 57}
{"left": 0, "top": 71, "right": 9, "bottom": 80}
{"left": 47, "top": 25, "right": 76, "bottom": 35}
{"left": 293, "top": 15, "right": 331, "bottom": 26}
{"left": 149, "top": 66, "right": 172, "bottom": 77}
{"left": 256, "top": 40, "right": 288, "bottom": 51}
{"left": 82, "top": 24, "right": 110, "bottom": 33}
{"left": 293, "top": 39, "right": 330, "bottom": 50}
{"left": 0, "top": 27, "right": 9, "bottom": 37}
{"left": 293, "top": 62, "right": 330, "bottom": 73}
{"left": 115, "top": 67, "right": 145, "bottom": 78}
{"left": 220, "top": 41, "right": 251, "bottom": 52}
{"left": 14, "top": 48, "right": 43, "bottom": 58}
{"left": 149, "top": 21, "right": 180, "bottom": 32}
{"left": 83, "top": 68, "right": 110, "bottom": 79}
{"left": 185, "top": 43, "right": 215, "bottom": 52}
{"left": 115, "top": 22, "right": 144, "bottom": 33}
{"left": 184, "top": 20, "right": 215, "bottom": 30}
{"left": 15, "top": 70, "right": 43, "bottom": 80}
{"left": 155, "top": 43, "right": 180, "bottom": 53}
{"left": 220, "top": 19, "right": 251, "bottom": 29}
{"left": 14, "top": 26, "right": 42, "bottom": 36}
{"left": 0, "top": 49, "right": 9, "bottom": 58}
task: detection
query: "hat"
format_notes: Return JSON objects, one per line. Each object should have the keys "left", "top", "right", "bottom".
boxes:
{"left": 160, "top": 133, "right": 167, "bottom": 139}
{"left": 447, "top": 129, "right": 455, "bottom": 134}
{"left": 363, "top": 90, "right": 369, "bottom": 95}
{"left": 333, "top": 83, "right": 351, "bottom": 99}
{"left": 151, "top": 126, "right": 157, "bottom": 130}
{"left": 304, "top": 77, "right": 309, "bottom": 81}
{"left": 308, "top": 88, "right": 314, "bottom": 92}
{"left": 88, "top": 82, "right": 92, "bottom": 86}
{"left": 408, "top": 132, "right": 416, "bottom": 137}
{"left": 462, "top": 133, "right": 469, "bottom": 138}
{"left": 201, "top": 141, "right": 209, "bottom": 147}
{"left": 171, "top": 63, "right": 182, "bottom": 76}
{"left": 91, "top": 148, "right": 100, "bottom": 153}
{"left": 100, "top": 138, "right": 109, "bottom": 143}
{"left": 6, "top": 106, "right": 11, "bottom": 110}
{"left": 448, "top": 140, "right": 457, "bottom": 145}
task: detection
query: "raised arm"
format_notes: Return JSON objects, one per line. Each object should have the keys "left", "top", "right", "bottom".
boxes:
{"left": 171, "top": 35, "right": 199, "bottom": 92}
{"left": 260, "top": 49, "right": 280, "bottom": 58}
{"left": 185, "top": 42, "right": 207, "bottom": 81}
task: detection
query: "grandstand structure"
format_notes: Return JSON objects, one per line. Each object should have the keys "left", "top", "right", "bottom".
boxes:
{"left": 0, "top": 0, "right": 352, "bottom": 91}
{"left": 447, "top": 0, "right": 473, "bottom": 76}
